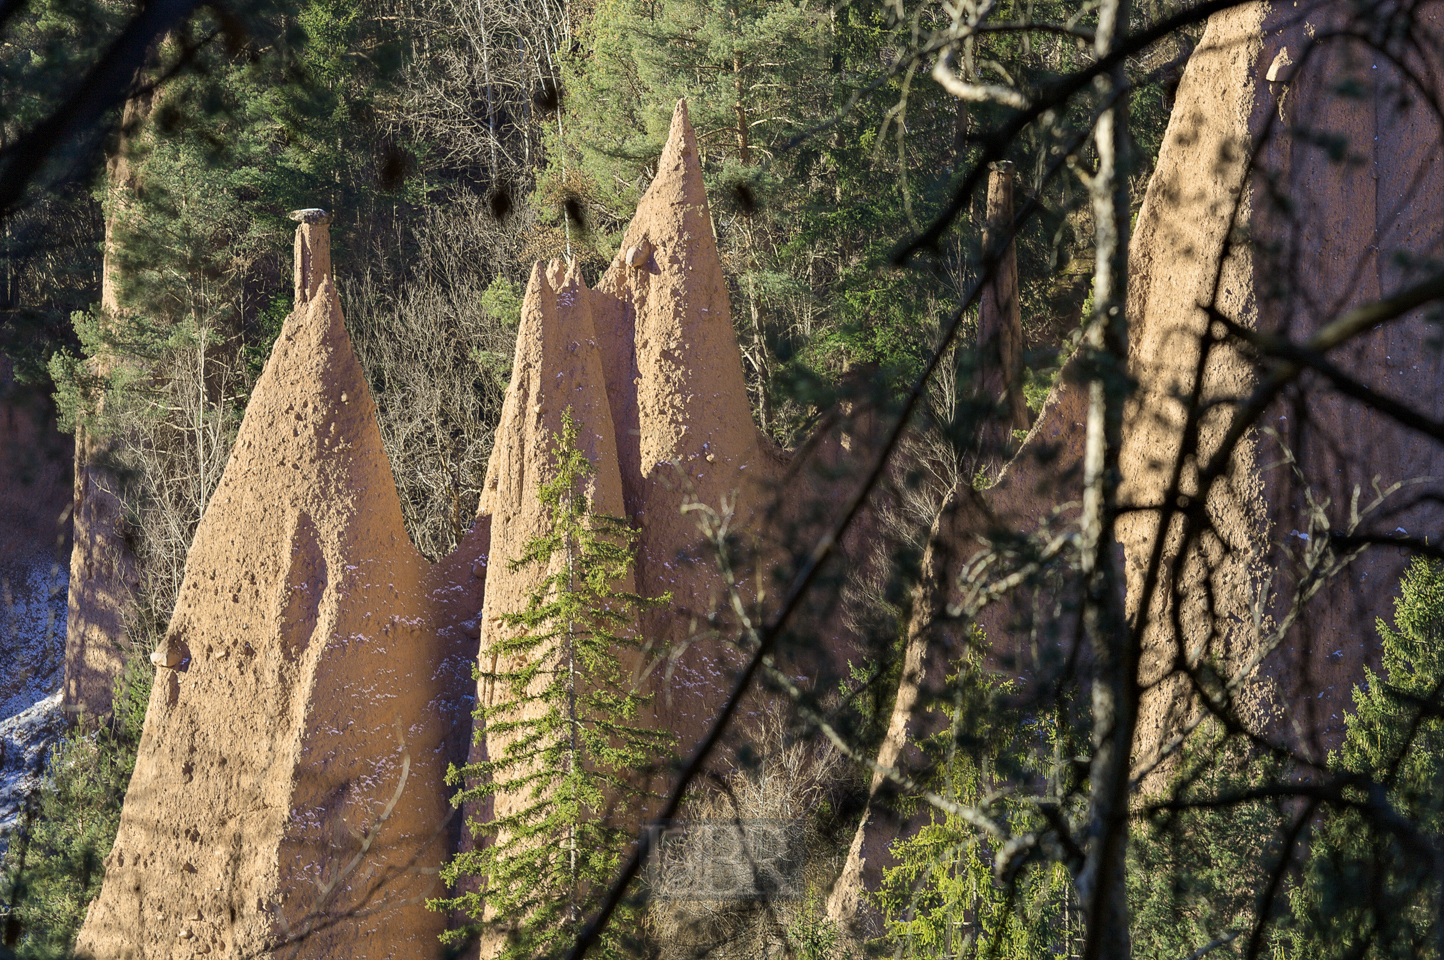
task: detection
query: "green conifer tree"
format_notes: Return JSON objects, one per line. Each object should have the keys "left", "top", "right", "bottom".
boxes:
{"left": 0, "top": 642, "right": 153, "bottom": 959}
{"left": 433, "top": 408, "right": 672, "bottom": 959}
{"left": 873, "top": 648, "right": 1083, "bottom": 959}
{"left": 1286, "top": 556, "right": 1444, "bottom": 959}
{"left": 1128, "top": 724, "right": 1287, "bottom": 960}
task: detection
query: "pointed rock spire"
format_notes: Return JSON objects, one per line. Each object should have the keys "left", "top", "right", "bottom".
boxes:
{"left": 77, "top": 217, "right": 453, "bottom": 960}
{"left": 596, "top": 100, "right": 757, "bottom": 488}
{"left": 476, "top": 259, "right": 626, "bottom": 568}
{"left": 474, "top": 259, "right": 629, "bottom": 701}
{"left": 470, "top": 259, "right": 630, "bottom": 958}
{"left": 588, "top": 99, "right": 788, "bottom": 743}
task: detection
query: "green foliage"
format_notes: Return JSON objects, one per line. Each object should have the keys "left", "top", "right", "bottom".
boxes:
{"left": 0, "top": 0, "right": 118, "bottom": 382}
{"left": 35, "top": 0, "right": 416, "bottom": 431}
{"left": 1286, "top": 557, "right": 1444, "bottom": 959}
{"left": 874, "top": 650, "right": 1084, "bottom": 959}
{"left": 47, "top": 303, "right": 209, "bottom": 437}
{"left": 433, "top": 409, "right": 672, "bottom": 959}
{"left": 466, "top": 277, "right": 525, "bottom": 387}
{"left": 1, "top": 645, "right": 153, "bottom": 959}
{"left": 479, "top": 276, "right": 524, "bottom": 330}
{"left": 1129, "top": 724, "right": 1288, "bottom": 960}
{"left": 45, "top": 313, "right": 106, "bottom": 437}
{"left": 784, "top": 892, "right": 852, "bottom": 960}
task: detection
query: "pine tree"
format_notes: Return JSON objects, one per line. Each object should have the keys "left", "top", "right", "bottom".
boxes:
{"left": 1286, "top": 557, "right": 1444, "bottom": 959}
{"left": 1128, "top": 724, "right": 1288, "bottom": 960}
{"left": 433, "top": 408, "right": 672, "bottom": 959}
{"left": 873, "top": 648, "right": 1083, "bottom": 959}
{"left": 0, "top": 642, "right": 153, "bottom": 959}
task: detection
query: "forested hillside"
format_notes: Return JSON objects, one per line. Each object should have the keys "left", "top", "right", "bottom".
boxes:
{"left": 5, "top": 0, "right": 1444, "bottom": 957}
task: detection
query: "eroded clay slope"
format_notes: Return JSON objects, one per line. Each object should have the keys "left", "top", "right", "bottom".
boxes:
{"left": 1121, "top": 0, "right": 1444, "bottom": 761}
{"left": 76, "top": 220, "right": 454, "bottom": 960}
{"left": 589, "top": 100, "right": 790, "bottom": 744}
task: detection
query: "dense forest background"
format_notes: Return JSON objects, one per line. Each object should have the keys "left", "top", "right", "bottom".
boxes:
{"left": 8, "top": 0, "right": 1444, "bottom": 957}
{"left": 5, "top": 0, "right": 1187, "bottom": 550}
{"left": 1, "top": 0, "right": 1187, "bottom": 656}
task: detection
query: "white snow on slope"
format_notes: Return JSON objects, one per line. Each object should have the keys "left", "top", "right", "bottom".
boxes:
{"left": 0, "top": 558, "right": 68, "bottom": 719}
{"left": 0, "top": 688, "right": 66, "bottom": 844}
{"left": 0, "top": 557, "right": 69, "bottom": 852}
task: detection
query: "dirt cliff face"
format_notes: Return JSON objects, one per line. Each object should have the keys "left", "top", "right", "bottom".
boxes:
{"left": 1117, "top": 2, "right": 1273, "bottom": 761}
{"left": 76, "top": 220, "right": 456, "bottom": 960}
{"left": 64, "top": 418, "right": 136, "bottom": 716}
{"left": 1121, "top": 0, "right": 1444, "bottom": 763}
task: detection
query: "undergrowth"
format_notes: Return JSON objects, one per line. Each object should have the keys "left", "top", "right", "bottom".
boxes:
{"left": 0, "top": 643, "right": 152, "bottom": 959}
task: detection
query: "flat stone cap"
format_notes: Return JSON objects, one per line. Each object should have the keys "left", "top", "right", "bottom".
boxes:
{"left": 288, "top": 208, "right": 332, "bottom": 225}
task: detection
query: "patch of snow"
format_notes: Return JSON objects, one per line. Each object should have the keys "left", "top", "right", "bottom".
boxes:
{"left": 0, "top": 558, "right": 68, "bottom": 719}
{"left": 0, "top": 688, "right": 66, "bottom": 847}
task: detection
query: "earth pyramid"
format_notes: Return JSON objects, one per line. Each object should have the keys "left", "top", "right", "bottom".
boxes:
{"left": 482, "top": 98, "right": 790, "bottom": 750}
{"left": 465, "top": 255, "right": 630, "bottom": 956}
{"left": 475, "top": 259, "right": 629, "bottom": 652}
{"left": 472, "top": 255, "right": 632, "bottom": 778}
{"left": 75, "top": 215, "right": 457, "bottom": 959}
{"left": 1119, "top": 0, "right": 1444, "bottom": 759}
{"left": 595, "top": 99, "right": 789, "bottom": 742}
{"left": 831, "top": 0, "right": 1444, "bottom": 925}
{"left": 458, "top": 98, "right": 803, "bottom": 955}
{"left": 71, "top": 98, "right": 818, "bottom": 960}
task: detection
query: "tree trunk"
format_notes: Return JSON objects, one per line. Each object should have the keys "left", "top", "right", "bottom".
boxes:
{"left": 975, "top": 160, "right": 1030, "bottom": 471}
{"left": 1074, "top": 0, "right": 1136, "bottom": 954}
{"left": 953, "top": 97, "right": 970, "bottom": 171}
{"left": 748, "top": 283, "right": 772, "bottom": 435}
{"left": 734, "top": 53, "right": 751, "bottom": 165}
